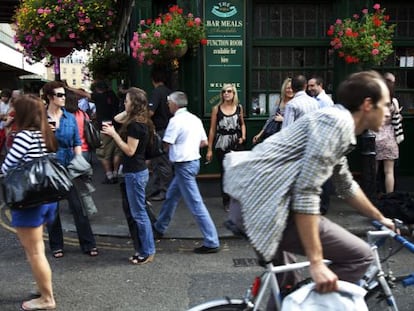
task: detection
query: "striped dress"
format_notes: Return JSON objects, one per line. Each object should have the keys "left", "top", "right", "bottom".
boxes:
{"left": 223, "top": 105, "right": 360, "bottom": 261}
{"left": 1, "top": 130, "right": 47, "bottom": 174}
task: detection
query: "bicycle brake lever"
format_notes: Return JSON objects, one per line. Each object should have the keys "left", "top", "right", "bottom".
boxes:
{"left": 393, "top": 218, "right": 404, "bottom": 229}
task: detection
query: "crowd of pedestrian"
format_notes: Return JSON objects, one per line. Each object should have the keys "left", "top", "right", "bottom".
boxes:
{"left": 0, "top": 69, "right": 406, "bottom": 310}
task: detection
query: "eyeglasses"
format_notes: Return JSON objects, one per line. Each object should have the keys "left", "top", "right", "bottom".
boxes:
{"left": 54, "top": 92, "right": 66, "bottom": 98}
{"left": 222, "top": 89, "right": 233, "bottom": 94}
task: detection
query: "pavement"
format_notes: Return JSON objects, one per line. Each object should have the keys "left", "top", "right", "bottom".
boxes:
{"left": 57, "top": 158, "right": 414, "bottom": 240}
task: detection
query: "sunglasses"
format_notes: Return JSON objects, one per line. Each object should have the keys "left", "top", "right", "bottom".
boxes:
{"left": 54, "top": 92, "right": 66, "bottom": 98}
{"left": 222, "top": 89, "right": 233, "bottom": 94}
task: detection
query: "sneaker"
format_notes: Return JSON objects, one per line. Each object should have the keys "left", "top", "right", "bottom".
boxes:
{"left": 193, "top": 245, "right": 220, "bottom": 254}
{"left": 149, "top": 192, "right": 166, "bottom": 201}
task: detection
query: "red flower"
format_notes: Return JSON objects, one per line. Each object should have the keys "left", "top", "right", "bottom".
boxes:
{"left": 200, "top": 38, "right": 208, "bottom": 45}
{"left": 173, "top": 38, "right": 182, "bottom": 46}
{"left": 159, "top": 39, "right": 167, "bottom": 45}
{"left": 373, "top": 16, "right": 382, "bottom": 27}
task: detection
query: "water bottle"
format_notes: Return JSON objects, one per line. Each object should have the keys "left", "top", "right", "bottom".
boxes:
{"left": 402, "top": 273, "right": 414, "bottom": 287}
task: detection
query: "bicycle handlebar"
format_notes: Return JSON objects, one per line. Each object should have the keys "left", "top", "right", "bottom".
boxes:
{"left": 372, "top": 220, "right": 414, "bottom": 253}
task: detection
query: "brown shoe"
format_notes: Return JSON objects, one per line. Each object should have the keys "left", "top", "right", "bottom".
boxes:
{"left": 130, "top": 254, "right": 154, "bottom": 265}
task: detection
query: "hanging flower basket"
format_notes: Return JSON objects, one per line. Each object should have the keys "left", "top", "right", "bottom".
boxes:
{"left": 13, "top": 0, "right": 118, "bottom": 63}
{"left": 45, "top": 41, "right": 76, "bottom": 58}
{"left": 130, "top": 5, "right": 207, "bottom": 66}
{"left": 327, "top": 3, "right": 396, "bottom": 66}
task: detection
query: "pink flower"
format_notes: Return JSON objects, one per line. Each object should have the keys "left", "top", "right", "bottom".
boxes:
{"left": 154, "top": 31, "right": 161, "bottom": 38}
{"left": 49, "top": 36, "right": 56, "bottom": 43}
{"left": 152, "top": 49, "right": 159, "bottom": 55}
{"left": 335, "top": 19, "right": 342, "bottom": 24}
{"left": 372, "top": 48, "right": 379, "bottom": 55}
{"left": 155, "top": 18, "right": 162, "bottom": 26}
{"left": 353, "top": 14, "right": 360, "bottom": 19}
{"left": 48, "top": 23, "right": 55, "bottom": 29}
{"left": 373, "top": 3, "right": 381, "bottom": 10}
{"left": 69, "top": 33, "right": 76, "bottom": 39}
{"left": 362, "top": 9, "right": 368, "bottom": 14}
{"left": 140, "top": 20, "right": 145, "bottom": 26}
{"left": 194, "top": 17, "right": 201, "bottom": 25}
{"left": 85, "top": 18, "right": 91, "bottom": 23}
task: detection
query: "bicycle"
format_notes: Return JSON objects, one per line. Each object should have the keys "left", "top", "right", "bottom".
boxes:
{"left": 187, "top": 220, "right": 414, "bottom": 311}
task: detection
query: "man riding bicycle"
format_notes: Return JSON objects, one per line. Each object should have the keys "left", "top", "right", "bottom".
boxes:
{"left": 223, "top": 71, "right": 395, "bottom": 295}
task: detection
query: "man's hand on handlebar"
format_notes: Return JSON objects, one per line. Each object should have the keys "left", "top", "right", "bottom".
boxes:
{"left": 379, "top": 217, "right": 398, "bottom": 233}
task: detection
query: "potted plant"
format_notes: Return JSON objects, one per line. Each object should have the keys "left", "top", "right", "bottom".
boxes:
{"left": 13, "top": 0, "right": 117, "bottom": 63}
{"left": 129, "top": 5, "right": 207, "bottom": 66}
{"left": 86, "top": 45, "right": 132, "bottom": 81}
{"left": 327, "top": 3, "right": 396, "bottom": 66}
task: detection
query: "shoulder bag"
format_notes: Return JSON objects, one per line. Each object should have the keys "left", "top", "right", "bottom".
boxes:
{"left": 82, "top": 111, "right": 102, "bottom": 149}
{"left": 1, "top": 138, "right": 73, "bottom": 209}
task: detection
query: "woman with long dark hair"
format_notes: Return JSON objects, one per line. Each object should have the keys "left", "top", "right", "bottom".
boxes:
{"left": 101, "top": 87, "right": 156, "bottom": 264}
{"left": 42, "top": 81, "right": 98, "bottom": 258}
{"left": 1, "top": 95, "right": 58, "bottom": 310}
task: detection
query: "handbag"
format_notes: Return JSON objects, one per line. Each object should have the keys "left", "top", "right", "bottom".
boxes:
{"left": 262, "top": 119, "right": 282, "bottom": 139}
{"left": 1, "top": 142, "right": 73, "bottom": 209}
{"left": 262, "top": 104, "right": 282, "bottom": 139}
{"left": 82, "top": 111, "right": 102, "bottom": 149}
{"left": 145, "top": 131, "right": 164, "bottom": 159}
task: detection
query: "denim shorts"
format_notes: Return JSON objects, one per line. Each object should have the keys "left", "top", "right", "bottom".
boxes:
{"left": 11, "top": 202, "right": 58, "bottom": 227}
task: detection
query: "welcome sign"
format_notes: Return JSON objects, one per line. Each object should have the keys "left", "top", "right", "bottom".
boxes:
{"left": 203, "top": 0, "right": 246, "bottom": 115}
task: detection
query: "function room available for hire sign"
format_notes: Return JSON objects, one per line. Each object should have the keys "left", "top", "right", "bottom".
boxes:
{"left": 203, "top": 1, "right": 246, "bottom": 115}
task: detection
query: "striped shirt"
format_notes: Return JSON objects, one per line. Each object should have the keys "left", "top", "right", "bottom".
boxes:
{"left": 282, "top": 91, "right": 320, "bottom": 129}
{"left": 1, "top": 130, "right": 47, "bottom": 174}
{"left": 223, "top": 105, "right": 360, "bottom": 261}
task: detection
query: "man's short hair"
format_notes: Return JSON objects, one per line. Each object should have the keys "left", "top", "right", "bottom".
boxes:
{"left": 336, "top": 71, "right": 384, "bottom": 113}
{"left": 169, "top": 91, "right": 188, "bottom": 107}
{"left": 1, "top": 88, "right": 12, "bottom": 99}
{"left": 291, "top": 75, "right": 307, "bottom": 93}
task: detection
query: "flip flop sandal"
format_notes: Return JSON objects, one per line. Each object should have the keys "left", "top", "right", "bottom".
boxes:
{"left": 52, "top": 249, "right": 64, "bottom": 259}
{"left": 129, "top": 255, "right": 139, "bottom": 264}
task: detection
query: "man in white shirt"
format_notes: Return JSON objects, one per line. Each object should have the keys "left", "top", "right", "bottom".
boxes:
{"left": 282, "top": 75, "right": 319, "bottom": 129}
{"left": 153, "top": 91, "right": 220, "bottom": 254}
{"left": 307, "top": 76, "right": 334, "bottom": 108}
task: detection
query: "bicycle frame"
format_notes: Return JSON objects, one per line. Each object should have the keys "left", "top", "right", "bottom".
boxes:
{"left": 188, "top": 220, "right": 414, "bottom": 311}
{"left": 244, "top": 260, "right": 332, "bottom": 311}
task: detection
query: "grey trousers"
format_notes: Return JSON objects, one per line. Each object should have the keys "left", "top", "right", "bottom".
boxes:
{"left": 274, "top": 216, "right": 373, "bottom": 287}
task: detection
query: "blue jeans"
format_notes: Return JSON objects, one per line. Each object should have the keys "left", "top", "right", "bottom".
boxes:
{"left": 124, "top": 169, "right": 155, "bottom": 257}
{"left": 154, "top": 160, "right": 220, "bottom": 248}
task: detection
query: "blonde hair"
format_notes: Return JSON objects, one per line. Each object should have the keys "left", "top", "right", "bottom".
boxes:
{"left": 219, "top": 83, "right": 239, "bottom": 106}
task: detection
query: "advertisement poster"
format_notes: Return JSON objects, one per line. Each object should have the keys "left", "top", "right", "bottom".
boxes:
{"left": 203, "top": 0, "right": 246, "bottom": 115}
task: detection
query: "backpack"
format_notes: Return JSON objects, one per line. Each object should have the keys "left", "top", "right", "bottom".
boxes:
{"left": 145, "top": 131, "right": 164, "bottom": 159}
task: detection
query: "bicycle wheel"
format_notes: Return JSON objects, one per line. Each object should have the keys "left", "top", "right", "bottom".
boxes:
{"left": 187, "top": 298, "right": 248, "bottom": 311}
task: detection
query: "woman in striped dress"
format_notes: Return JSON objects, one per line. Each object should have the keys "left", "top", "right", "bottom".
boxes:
{"left": 1, "top": 94, "right": 58, "bottom": 310}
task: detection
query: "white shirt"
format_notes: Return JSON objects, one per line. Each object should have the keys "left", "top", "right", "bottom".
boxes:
{"left": 282, "top": 91, "right": 319, "bottom": 129}
{"left": 316, "top": 90, "right": 334, "bottom": 108}
{"left": 163, "top": 108, "right": 207, "bottom": 162}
